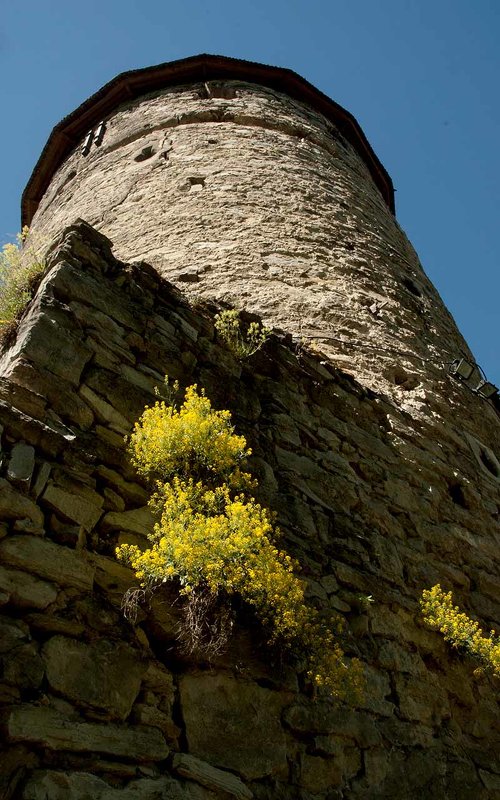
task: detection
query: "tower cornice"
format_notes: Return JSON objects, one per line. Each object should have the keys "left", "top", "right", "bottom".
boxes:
{"left": 21, "top": 53, "right": 395, "bottom": 225}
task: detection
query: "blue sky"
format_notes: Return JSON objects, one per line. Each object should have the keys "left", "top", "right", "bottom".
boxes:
{"left": 1, "top": 0, "right": 498, "bottom": 386}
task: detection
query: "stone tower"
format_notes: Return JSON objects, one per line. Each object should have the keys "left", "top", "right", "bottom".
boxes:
{"left": 1, "top": 55, "right": 499, "bottom": 798}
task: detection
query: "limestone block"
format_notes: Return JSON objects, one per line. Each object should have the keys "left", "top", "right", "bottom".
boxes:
{"left": 69, "top": 300, "right": 126, "bottom": 339}
{"left": 88, "top": 552, "right": 135, "bottom": 602}
{"left": 42, "top": 636, "right": 145, "bottom": 720}
{"left": 0, "top": 535, "right": 94, "bottom": 591}
{"left": 0, "top": 616, "right": 30, "bottom": 653}
{"left": 23, "top": 771, "right": 112, "bottom": 800}
{"left": 363, "top": 748, "right": 389, "bottom": 787}
{"left": 0, "top": 478, "right": 45, "bottom": 529}
{"left": 395, "top": 673, "right": 450, "bottom": 726}
{"left": 85, "top": 370, "right": 149, "bottom": 423}
{"left": 378, "top": 717, "right": 434, "bottom": 749}
{"left": 320, "top": 573, "right": 339, "bottom": 594}
{"left": 3, "top": 643, "right": 44, "bottom": 689}
{"left": 179, "top": 673, "right": 288, "bottom": 780}
{"left": 356, "top": 665, "right": 394, "bottom": 717}
{"left": 283, "top": 703, "right": 381, "bottom": 748}
{"left": 0, "top": 746, "right": 38, "bottom": 800}
{"left": 131, "top": 704, "right": 180, "bottom": 744}
{"left": 479, "top": 769, "right": 500, "bottom": 793}
{"left": 7, "top": 706, "right": 168, "bottom": 761}
{"left": 173, "top": 753, "right": 253, "bottom": 798}
{"left": 4, "top": 357, "right": 95, "bottom": 430}
{"left": 376, "top": 640, "right": 425, "bottom": 676}
{"left": 41, "top": 484, "right": 103, "bottom": 530}
{"left": 7, "top": 443, "right": 35, "bottom": 489}
{"left": 142, "top": 662, "right": 175, "bottom": 704}
{"left": 103, "top": 487, "right": 126, "bottom": 511}
{"left": 97, "top": 464, "right": 148, "bottom": 505}
{"left": 300, "top": 749, "right": 361, "bottom": 793}
{"left": 0, "top": 565, "right": 57, "bottom": 609}
{"left": 25, "top": 613, "right": 86, "bottom": 638}
{"left": 476, "top": 570, "right": 500, "bottom": 602}
{"left": 45, "top": 260, "right": 142, "bottom": 330}
{"left": 101, "top": 506, "right": 154, "bottom": 537}
{"left": 32, "top": 462, "right": 51, "bottom": 499}
{"left": 22, "top": 771, "right": 212, "bottom": 800}
{"left": 10, "top": 306, "right": 92, "bottom": 386}
{"left": 87, "top": 331, "right": 135, "bottom": 366}
{"left": 79, "top": 385, "right": 130, "bottom": 433}
{"left": 120, "top": 364, "right": 166, "bottom": 396}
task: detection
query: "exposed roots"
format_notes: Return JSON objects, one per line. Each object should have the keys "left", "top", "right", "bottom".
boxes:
{"left": 178, "top": 589, "right": 234, "bottom": 661}
{"left": 121, "top": 587, "right": 150, "bottom": 624}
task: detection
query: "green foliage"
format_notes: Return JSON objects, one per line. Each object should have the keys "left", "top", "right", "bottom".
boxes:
{"left": 214, "top": 309, "right": 271, "bottom": 360}
{"left": 118, "top": 382, "right": 363, "bottom": 699}
{"left": 0, "top": 228, "right": 45, "bottom": 338}
{"left": 421, "top": 584, "right": 500, "bottom": 677}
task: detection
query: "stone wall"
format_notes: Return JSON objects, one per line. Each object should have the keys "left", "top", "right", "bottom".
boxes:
{"left": 0, "top": 223, "right": 498, "bottom": 799}
{"left": 28, "top": 78, "right": 481, "bottom": 418}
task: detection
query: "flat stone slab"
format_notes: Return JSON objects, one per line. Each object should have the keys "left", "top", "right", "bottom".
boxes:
{"left": 101, "top": 507, "right": 154, "bottom": 537}
{"left": 0, "top": 565, "right": 57, "bottom": 609}
{"left": 22, "top": 771, "right": 203, "bottom": 800}
{"left": 42, "top": 636, "right": 145, "bottom": 720}
{"left": 0, "top": 535, "right": 94, "bottom": 591}
{"left": 7, "top": 706, "right": 168, "bottom": 762}
{"left": 41, "top": 484, "right": 103, "bottom": 531}
{"left": 7, "top": 443, "right": 35, "bottom": 488}
{"left": 173, "top": 752, "right": 253, "bottom": 799}
{"left": 0, "top": 478, "right": 44, "bottom": 528}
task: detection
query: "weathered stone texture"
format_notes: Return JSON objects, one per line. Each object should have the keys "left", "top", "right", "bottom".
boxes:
{"left": 7, "top": 706, "right": 169, "bottom": 761}
{"left": 0, "top": 222, "right": 496, "bottom": 798}
{"left": 28, "top": 80, "right": 483, "bottom": 422}
{"left": 179, "top": 673, "right": 289, "bottom": 780}
{"left": 42, "top": 636, "right": 145, "bottom": 720}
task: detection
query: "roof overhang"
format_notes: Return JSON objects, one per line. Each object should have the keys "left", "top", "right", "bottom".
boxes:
{"left": 22, "top": 53, "right": 395, "bottom": 225}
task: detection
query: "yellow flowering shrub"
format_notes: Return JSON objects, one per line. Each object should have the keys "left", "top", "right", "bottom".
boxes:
{"left": 118, "top": 382, "right": 363, "bottom": 699}
{"left": 129, "top": 384, "right": 251, "bottom": 484}
{"left": 421, "top": 584, "right": 500, "bottom": 677}
{"left": 0, "top": 228, "right": 45, "bottom": 337}
{"left": 214, "top": 309, "right": 271, "bottom": 360}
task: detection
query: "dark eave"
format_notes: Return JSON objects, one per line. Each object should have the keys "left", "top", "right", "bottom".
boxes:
{"left": 22, "top": 53, "right": 395, "bottom": 225}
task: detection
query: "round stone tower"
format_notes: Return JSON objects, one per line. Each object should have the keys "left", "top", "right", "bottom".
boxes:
{"left": 24, "top": 55, "right": 493, "bottom": 426}
{"left": 6, "top": 54, "right": 498, "bottom": 798}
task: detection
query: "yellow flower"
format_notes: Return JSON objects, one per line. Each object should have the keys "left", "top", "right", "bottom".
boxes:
{"left": 116, "top": 379, "right": 363, "bottom": 700}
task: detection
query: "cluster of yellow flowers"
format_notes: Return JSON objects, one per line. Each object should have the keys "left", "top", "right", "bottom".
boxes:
{"left": 128, "top": 385, "right": 251, "bottom": 483}
{"left": 421, "top": 584, "right": 500, "bottom": 677}
{"left": 118, "top": 382, "right": 363, "bottom": 698}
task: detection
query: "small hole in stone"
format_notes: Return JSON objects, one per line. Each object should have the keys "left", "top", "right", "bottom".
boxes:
{"left": 134, "top": 145, "right": 155, "bottom": 162}
{"left": 448, "top": 483, "right": 468, "bottom": 508}
{"left": 383, "top": 366, "right": 419, "bottom": 391}
{"left": 59, "top": 169, "right": 77, "bottom": 192}
{"left": 187, "top": 176, "right": 205, "bottom": 190}
{"left": 393, "top": 369, "right": 409, "bottom": 386}
{"left": 403, "top": 277, "right": 422, "bottom": 298}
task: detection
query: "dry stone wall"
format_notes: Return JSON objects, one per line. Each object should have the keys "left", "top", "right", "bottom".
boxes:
{"left": 0, "top": 223, "right": 499, "bottom": 799}
{"left": 28, "top": 79, "right": 482, "bottom": 421}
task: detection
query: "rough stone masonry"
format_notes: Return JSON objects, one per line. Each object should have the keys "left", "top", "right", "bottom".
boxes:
{"left": 0, "top": 55, "right": 498, "bottom": 798}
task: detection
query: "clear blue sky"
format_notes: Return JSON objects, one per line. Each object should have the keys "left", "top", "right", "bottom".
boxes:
{"left": 1, "top": 0, "right": 498, "bottom": 386}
